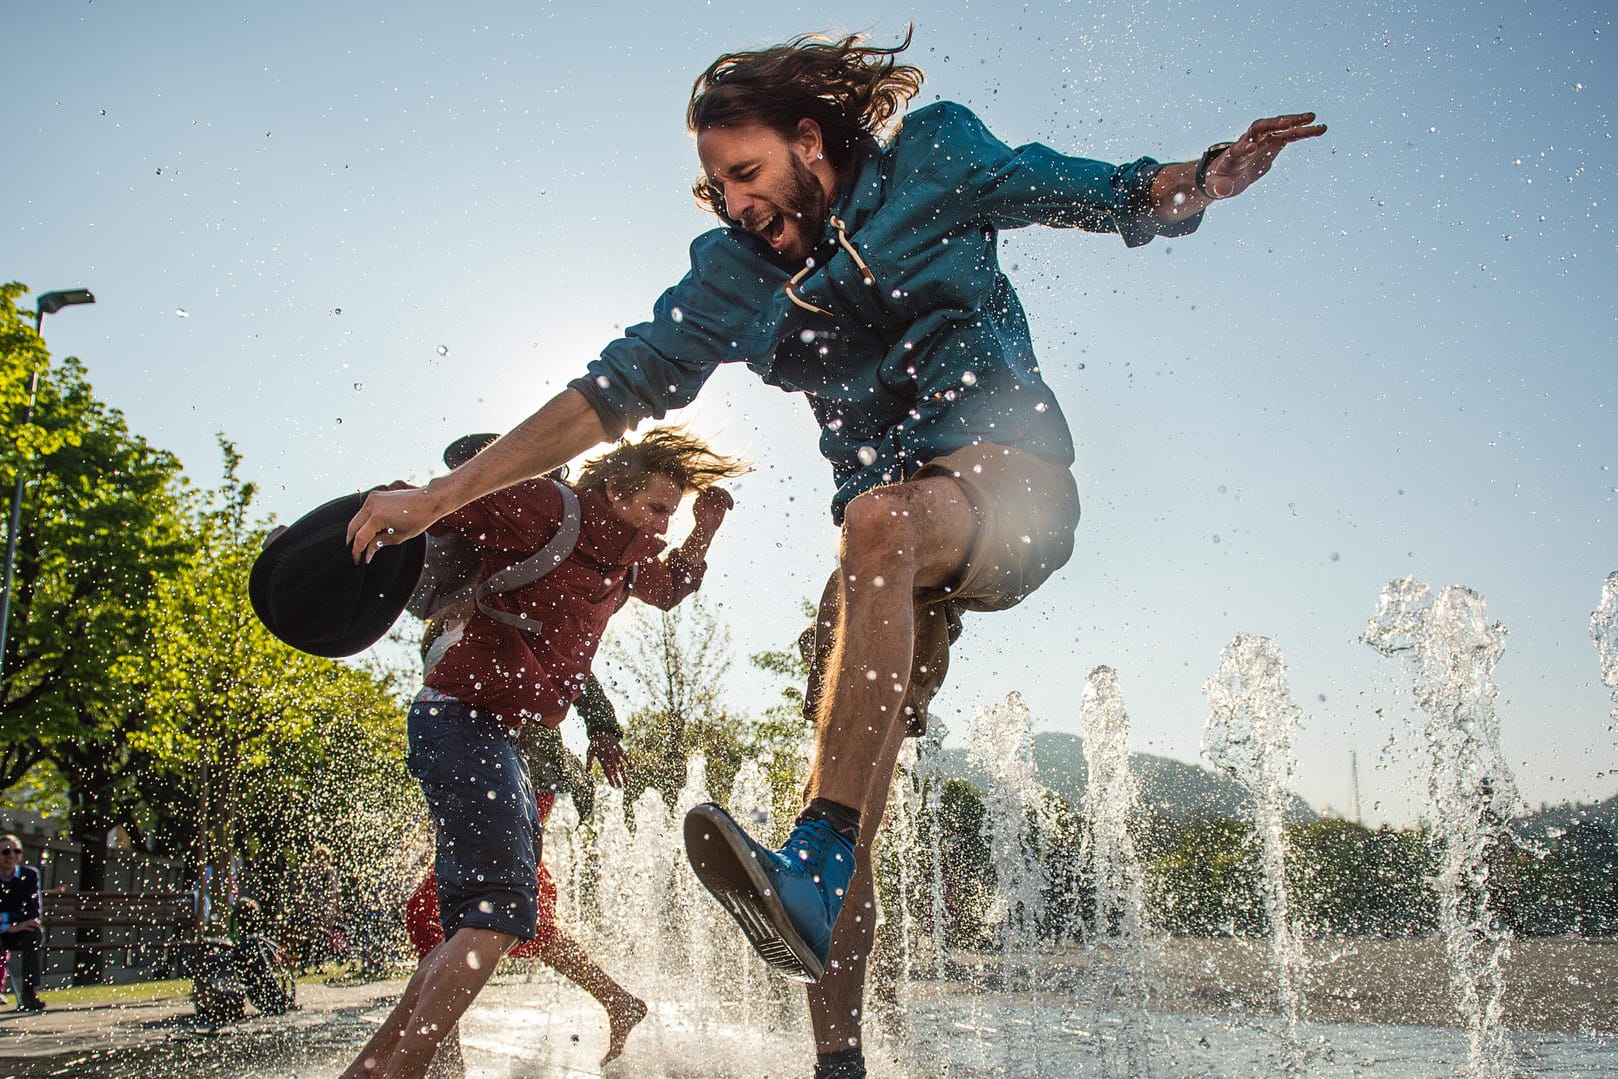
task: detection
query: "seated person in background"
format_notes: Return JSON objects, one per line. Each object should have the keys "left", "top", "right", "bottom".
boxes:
{"left": 0, "top": 835, "right": 46, "bottom": 1013}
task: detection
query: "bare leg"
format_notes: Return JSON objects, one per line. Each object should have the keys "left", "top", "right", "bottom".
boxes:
{"left": 805, "top": 478, "right": 974, "bottom": 808}
{"left": 424, "top": 1024, "right": 465, "bottom": 1079}
{"left": 806, "top": 733, "right": 905, "bottom": 1055}
{"left": 533, "top": 930, "right": 648, "bottom": 1064}
{"left": 341, "top": 927, "right": 515, "bottom": 1079}
{"left": 802, "top": 477, "right": 977, "bottom": 1057}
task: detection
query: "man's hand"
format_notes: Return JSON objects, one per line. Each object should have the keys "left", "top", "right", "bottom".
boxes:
{"left": 586, "top": 731, "right": 629, "bottom": 789}
{"left": 691, "top": 486, "right": 734, "bottom": 536}
{"left": 346, "top": 483, "right": 441, "bottom": 564}
{"left": 1201, "top": 113, "right": 1327, "bottom": 200}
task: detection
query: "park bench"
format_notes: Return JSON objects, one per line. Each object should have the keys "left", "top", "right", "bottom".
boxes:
{"left": 36, "top": 891, "right": 202, "bottom": 978}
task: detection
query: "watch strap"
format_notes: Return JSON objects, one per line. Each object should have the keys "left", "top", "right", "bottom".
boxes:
{"left": 1196, "top": 141, "right": 1237, "bottom": 199}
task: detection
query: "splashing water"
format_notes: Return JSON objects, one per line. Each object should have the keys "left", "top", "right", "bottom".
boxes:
{"left": 1592, "top": 571, "right": 1618, "bottom": 753}
{"left": 1202, "top": 633, "right": 1308, "bottom": 1067}
{"left": 966, "top": 692, "right": 1054, "bottom": 1076}
{"left": 1363, "top": 577, "right": 1519, "bottom": 1079}
{"left": 1079, "top": 665, "right": 1154, "bottom": 1078}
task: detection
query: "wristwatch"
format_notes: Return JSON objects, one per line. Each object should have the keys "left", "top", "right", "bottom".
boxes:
{"left": 1195, "top": 142, "right": 1236, "bottom": 199}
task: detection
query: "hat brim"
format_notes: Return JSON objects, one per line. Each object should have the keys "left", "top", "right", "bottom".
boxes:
{"left": 444, "top": 433, "right": 500, "bottom": 470}
{"left": 249, "top": 490, "right": 425, "bottom": 658}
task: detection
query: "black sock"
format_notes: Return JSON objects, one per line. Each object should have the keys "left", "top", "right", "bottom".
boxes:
{"left": 813, "top": 1047, "right": 866, "bottom": 1079}
{"left": 796, "top": 797, "right": 860, "bottom": 846}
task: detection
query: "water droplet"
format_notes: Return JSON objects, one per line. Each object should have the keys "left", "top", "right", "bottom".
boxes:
{"left": 596, "top": 375, "right": 611, "bottom": 389}
{"left": 800, "top": 329, "right": 817, "bottom": 344}
{"left": 335, "top": 417, "right": 344, "bottom": 424}
{"left": 436, "top": 344, "right": 449, "bottom": 357}
{"left": 332, "top": 307, "right": 342, "bottom": 316}
{"left": 960, "top": 371, "right": 978, "bottom": 386}
{"left": 175, "top": 308, "right": 189, "bottom": 318}
{"left": 670, "top": 306, "right": 684, "bottom": 323}
{"left": 857, "top": 446, "right": 877, "bottom": 467}
{"left": 1212, "top": 534, "right": 1222, "bottom": 544}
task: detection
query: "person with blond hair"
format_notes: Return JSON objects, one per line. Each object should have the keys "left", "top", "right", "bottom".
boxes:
{"left": 348, "top": 28, "right": 1322, "bottom": 1078}
{"left": 342, "top": 427, "right": 745, "bottom": 1079}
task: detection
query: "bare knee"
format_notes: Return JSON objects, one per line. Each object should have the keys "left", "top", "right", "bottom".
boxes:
{"left": 839, "top": 489, "right": 922, "bottom": 586}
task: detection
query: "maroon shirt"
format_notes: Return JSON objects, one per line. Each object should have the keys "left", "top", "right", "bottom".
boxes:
{"left": 423, "top": 479, "right": 705, "bottom": 726}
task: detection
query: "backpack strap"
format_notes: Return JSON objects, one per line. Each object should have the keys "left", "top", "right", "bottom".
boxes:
{"left": 471, "top": 481, "right": 582, "bottom": 634}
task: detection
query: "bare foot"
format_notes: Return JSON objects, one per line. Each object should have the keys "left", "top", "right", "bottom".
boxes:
{"left": 601, "top": 994, "right": 648, "bottom": 1065}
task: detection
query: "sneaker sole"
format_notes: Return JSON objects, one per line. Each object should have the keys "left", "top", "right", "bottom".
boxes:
{"left": 683, "top": 803, "right": 825, "bottom": 983}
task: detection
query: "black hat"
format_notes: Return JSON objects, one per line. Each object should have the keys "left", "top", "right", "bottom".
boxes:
{"left": 443, "top": 433, "right": 499, "bottom": 470}
{"left": 249, "top": 490, "right": 426, "bottom": 658}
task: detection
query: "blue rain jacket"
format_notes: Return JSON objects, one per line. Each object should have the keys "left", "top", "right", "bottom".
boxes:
{"left": 571, "top": 102, "right": 1202, "bottom": 522}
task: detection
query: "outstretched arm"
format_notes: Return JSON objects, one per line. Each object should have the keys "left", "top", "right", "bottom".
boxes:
{"left": 347, "top": 387, "right": 610, "bottom": 562}
{"left": 1150, "top": 112, "right": 1327, "bottom": 223}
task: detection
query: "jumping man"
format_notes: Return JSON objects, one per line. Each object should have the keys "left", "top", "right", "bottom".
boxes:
{"left": 346, "top": 29, "right": 1323, "bottom": 1079}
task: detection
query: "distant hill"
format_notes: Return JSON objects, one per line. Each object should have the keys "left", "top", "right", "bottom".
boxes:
{"left": 1516, "top": 792, "right": 1618, "bottom": 839}
{"left": 932, "top": 731, "right": 1319, "bottom": 824}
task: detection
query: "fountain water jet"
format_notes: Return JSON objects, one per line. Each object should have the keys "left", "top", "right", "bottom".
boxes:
{"left": 1593, "top": 571, "right": 1618, "bottom": 757}
{"left": 965, "top": 691, "right": 1055, "bottom": 1076}
{"left": 1201, "top": 633, "right": 1310, "bottom": 1069}
{"left": 1363, "top": 577, "right": 1520, "bottom": 1079}
{"left": 1079, "top": 665, "right": 1155, "bottom": 1077}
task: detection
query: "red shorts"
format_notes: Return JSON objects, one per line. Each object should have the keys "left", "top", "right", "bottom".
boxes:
{"left": 404, "top": 791, "right": 559, "bottom": 959}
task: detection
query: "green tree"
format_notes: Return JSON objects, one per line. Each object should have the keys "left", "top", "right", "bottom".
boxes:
{"left": 1145, "top": 818, "right": 1265, "bottom": 936}
{"left": 607, "top": 595, "right": 748, "bottom": 808}
{"left": 0, "top": 282, "right": 193, "bottom": 898}
{"left": 743, "top": 596, "right": 818, "bottom": 832}
{"left": 125, "top": 444, "right": 414, "bottom": 916}
{"left": 1288, "top": 817, "right": 1437, "bottom": 936}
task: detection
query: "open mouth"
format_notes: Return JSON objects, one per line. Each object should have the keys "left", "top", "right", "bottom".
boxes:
{"left": 753, "top": 210, "right": 787, "bottom": 248}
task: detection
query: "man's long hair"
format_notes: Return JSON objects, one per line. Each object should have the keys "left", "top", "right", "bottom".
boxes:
{"left": 687, "top": 28, "right": 924, "bottom": 216}
{"left": 575, "top": 426, "right": 749, "bottom": 498}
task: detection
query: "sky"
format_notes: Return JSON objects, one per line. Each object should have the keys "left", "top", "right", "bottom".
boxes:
{"left": 5, "top": 0, "right": 1615, "bottom": 827}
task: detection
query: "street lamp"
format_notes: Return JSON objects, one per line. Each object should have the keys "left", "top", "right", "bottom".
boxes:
{"left": 0, "top": 288, "right": 97, "bottom": 684}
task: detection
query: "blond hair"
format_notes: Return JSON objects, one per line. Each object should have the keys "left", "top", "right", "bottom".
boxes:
{"left": 575, "top": 426, "right": 748, "bottom": 497}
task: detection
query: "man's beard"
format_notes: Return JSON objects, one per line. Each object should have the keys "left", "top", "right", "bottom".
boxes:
{"left": 781, "top": 153, "right": 828, "bottom": 229}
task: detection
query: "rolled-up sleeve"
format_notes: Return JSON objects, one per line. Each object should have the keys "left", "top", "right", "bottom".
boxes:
{"left": 627, "top": 546, "right": 708, "bottom": 611}
{"left": 571, "top": 230, "right": 794, "bottom": 435}
{"left": 907, "top": 103, "right": 1204, "bottom": 248}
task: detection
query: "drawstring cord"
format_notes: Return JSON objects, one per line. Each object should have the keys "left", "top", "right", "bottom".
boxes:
{"left": 783, "top": 215, "right": 876, "bottom": 318}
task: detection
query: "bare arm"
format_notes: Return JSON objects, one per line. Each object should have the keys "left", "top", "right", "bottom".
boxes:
{"left": 675, "top": 486, "right": 733, "bottom": 565}
{"left": 347, "top": 386, "right": 611, "bottom": 562}
{"left": 1149, "top": 111, "right": 1327, "bottom": 225}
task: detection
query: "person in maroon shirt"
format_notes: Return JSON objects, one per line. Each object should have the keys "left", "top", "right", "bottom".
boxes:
{"left": 344, "top": 427, "right": 745, "bottom": 1079}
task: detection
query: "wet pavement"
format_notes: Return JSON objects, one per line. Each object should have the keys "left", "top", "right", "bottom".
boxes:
{"left": 2, "top": 941, "right": 1615, "bottom": 1078}
{"left": 0, "top": 977, "right": 402, "bottom": 1078}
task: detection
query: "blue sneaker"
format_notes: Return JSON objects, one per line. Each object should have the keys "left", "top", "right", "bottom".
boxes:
{"left": 684, "top": 803, "right": 856, "bottom": 982}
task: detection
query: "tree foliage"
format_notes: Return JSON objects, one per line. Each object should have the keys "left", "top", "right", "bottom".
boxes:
{"left": 0, "top": 282, "right": 191, "bottom": 851}
{"left": 608, "top": 595, "right": 749, "bottom": 807}
{"left": 122, "top": 443, "right": 414, "bottom": 911}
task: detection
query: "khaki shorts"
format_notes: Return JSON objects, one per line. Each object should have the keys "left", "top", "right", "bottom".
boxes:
{"left": 800, "top": 443, "right": 1081, "bottom": 736}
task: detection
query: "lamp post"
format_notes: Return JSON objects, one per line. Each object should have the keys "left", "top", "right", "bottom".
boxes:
{"left": 0, "top": 288, "right": 96, "bottom": 683}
